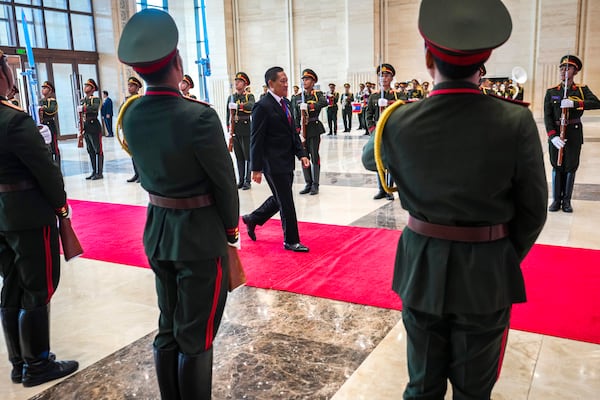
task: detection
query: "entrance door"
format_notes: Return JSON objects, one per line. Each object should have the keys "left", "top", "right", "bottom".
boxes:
{"left": 52, "top": 63, "right": 79, "bottom": 136}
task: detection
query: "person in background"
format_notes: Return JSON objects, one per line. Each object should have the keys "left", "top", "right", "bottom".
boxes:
{"left": 7, "top": 85, "right": 19, "bottom": 106}
{"left": 39, "top": 81, "right": 60, "bottom": 166}
{"left": 118, "top": 9, "right": 240, "bottom": 399}
{"left": 123, "top": 76, "right": 143, "bottom": 183}
{"left": 79, "top": 78, "right": 103, "bottom": 180}
{"left": 0, "top": 48, "right": 79, "bottom": 388}
{"left": 325, "top": 83, "right": 339, "bottom": 135}
{"left": 340, "top": 83, "right": 354, "bottom": 132}
{"left": 179, "top": 74, "right": 196, "bottom": 99}
{"left": 101, "top": 90, "right": 114, "bottom": 137}
{"left": 362, "top": 0, "right": 547, "bottom": 398}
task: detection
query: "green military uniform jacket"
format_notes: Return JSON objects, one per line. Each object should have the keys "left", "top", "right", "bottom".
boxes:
{"left": 365, "top": 89, "right": 403, "bottom": 133}
{"left": 362, "top": 81, "right": 547, "bottom": 315}
{"left": 39, "top": 97, "right": 58, "bottom": 123}
{"left": 544, "top": 83, "right": 600, "bottom": 170}
{"left": 122, "top": 86, "right": 239, "bottom": 260}
{"left": 81, "top": 95, "right": 101, "bottom": 133}
{"left": 326, "top": 91, "right": 339, "bottom": 109}
{"left": 226, "top": 92, "right": 255, "bottom": 137}
{"left": 292, "top": 90, "right": 327, "bottom": 138}
{"left": 0, "top": 100, "right": 66, "bottom": 231}
{"left": 340, "top": 92, "right": 354, "bottom": 109}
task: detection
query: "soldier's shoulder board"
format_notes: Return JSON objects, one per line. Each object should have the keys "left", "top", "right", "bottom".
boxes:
{"left": 0, "top": 99, "right": 24, "bottom": 112}
{"left": 183, "top": 96, "right": 212, "bottom": 108}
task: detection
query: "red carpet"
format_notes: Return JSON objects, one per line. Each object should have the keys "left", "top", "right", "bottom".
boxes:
{"left": 68, "top": 199, "right": 600, "bottom": 344}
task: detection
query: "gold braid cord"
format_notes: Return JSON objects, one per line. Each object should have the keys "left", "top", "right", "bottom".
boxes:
{"left": 116, "top": 94, "right": 142, "bottom": 156}
{"left": 374, "top": 100, "right": 405, "bottom": 193}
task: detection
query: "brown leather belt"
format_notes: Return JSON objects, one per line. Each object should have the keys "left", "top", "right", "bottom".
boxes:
{"left": 555, "top": 118, "right": 581, "bottom": 125}
{"left": 0, "top": 181, "right": 36, "bottom": 192}
{"left": 407, "top": 216, "right": 509, "bottom": 242}
{"left": 148, "top": 193, "right": 214, "bottom": 209}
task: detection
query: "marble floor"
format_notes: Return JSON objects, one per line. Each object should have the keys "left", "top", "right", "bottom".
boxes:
{"left": 2, "top": 115, "right": 600, "bottom": 400}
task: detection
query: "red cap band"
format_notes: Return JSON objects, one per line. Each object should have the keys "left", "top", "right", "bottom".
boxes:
{"left": 132, "top": 49, "right": 177, "bottom": 74}
{"left": 425, "top": 40, "right": 491, "bottom": 66}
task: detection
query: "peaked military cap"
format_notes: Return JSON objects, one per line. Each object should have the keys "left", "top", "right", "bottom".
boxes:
{"left": 419, "top": 0, "right": 512, "bottom": 66}
{"left": 42, "top": 81, "right": 55, "bottom": 92}
{"left": 235, "top": 72, "right": 250, "bottom": 85}
{"left": 301, "top": 69, "right": 318, "bottom": 82}
{"left": 344, "top": 83, "right": 350, "bottom": 88}
{"left": 560, "top": 55, "right": 582, "bottom": 71}
{"left": 128, "top": 76, "right": 142, "bottom": 88}
{"left": 377, "top": 63, "right": 395, "bottom": 76}
{"left": 118, "top": 9, "right": 179, "bottom": 75}
{"left": 182, "top": 74, "right": 194, "bottom": 88}
{"left": 84, "top": 78, "right": 98, "bottom": 91}
{"left": 329, "top": 83, "right": 336, "bottom": 87}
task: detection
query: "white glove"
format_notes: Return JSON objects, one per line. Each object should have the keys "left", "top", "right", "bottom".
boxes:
{"left": 38, "top": 124, "right": 52, "bottom": 144}
{"left": 299, "top": 102, "right": 308, "bottom": 111}
{"left": 551, "top": 136, "right": 566, "bottom": 149}
{"left": 378, "top": 98, "right": 388, "bottom": 108}
{"left": 560, "top": 99, "right": 574, "bottom": 108}
{"left": 227, "top": 237, "right": 241, "bottom": 249}
{"left": 66, "top": 204, "right": 73, "bottom": 219}
{"left": 228, "top": 102, "right": 237, "bottom": 110}
{"left": 77, "top": 105, "right": 83, "bottom": 113}
{"left": 300, "top": 134, "right": 306, "bottom": 143}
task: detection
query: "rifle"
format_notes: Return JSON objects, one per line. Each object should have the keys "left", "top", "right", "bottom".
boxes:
{"left": 228, "top": 92, "right": 236, "bottom": 152}
{"left": 557, "top": 57, "right": 570, "bottom": 166}
{"left": 59, "top": 218, "right": 84, "bottom": 261}
{"left": 77, "top": 107, "right": 84, "bottom": 148}
{"left": 300, "top": 67, "right": 307, "bottom": 144}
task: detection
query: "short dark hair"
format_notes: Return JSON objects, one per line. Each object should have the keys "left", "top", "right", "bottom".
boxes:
{"left": 432, "top": 55, "right": 482, "bottom": 80}
{"left": 264, "top": 66, "right": 284, "bottom": 87}
{"left": 102, "top": 90, "right": 108, "bottom": 96}
{"left": 137, "top": 55, "right": 178, "bottom": 85}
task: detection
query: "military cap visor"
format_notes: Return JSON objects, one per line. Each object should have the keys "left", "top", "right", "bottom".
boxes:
{"left": 560, "top": 55, "right": 582, "bottom": 71}
{"left": 84, "top": 79, "right": 97, "bottom": 91}
{"left": 235, "top": 72, "right": 250, "bottom": 85}
{"left": 182, "top": 74, "right": 194, "bottom": 88}
{"left": 41, "top": 81, "right": 54, "bottom": 91}
{"left": 419, "top": 0, "right": 512, "bottom": 66}
{"left": 128, "top": 77, "right": 142, "bottom": 87}
{"left": 118, "top": 9, "right": 179, "bottom": 74}
{"left": 301, "top": 69, "right": 318, "bottom": 82}
{"left": 377, "top": 63, "right": 396, "bottom": 76}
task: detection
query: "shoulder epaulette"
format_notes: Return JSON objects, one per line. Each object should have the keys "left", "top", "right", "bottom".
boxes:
{"left": 183, "top": 96, "right": 212, "bottom": 107}
{"left": 0, "top": 99, "right": 24, "bottom": 111}
{"left": 488, "top": 93, "right": 530, "bottom": 107}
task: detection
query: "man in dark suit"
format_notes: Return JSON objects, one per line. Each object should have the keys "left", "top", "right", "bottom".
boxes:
{"left": 242, "top": 66, "right": 310, "bottom": 252}
{"left": 362, "top": 0, "right": 547, "bottom": 398}
{"left": 118, "top": 9, "right": 240, "bottom": 399}
{"left": 0, "top": 49, "right": 78, "bottom": 387}
{"left": 101, "top": 90, "right": 114, "bottom": 137}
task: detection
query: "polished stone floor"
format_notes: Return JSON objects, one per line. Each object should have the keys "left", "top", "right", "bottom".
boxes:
{"left": 2, "top": 114, "right": 600, "bottom": 400}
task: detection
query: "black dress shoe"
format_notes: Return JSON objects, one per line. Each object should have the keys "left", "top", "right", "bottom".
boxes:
{"left": 310, "top": 186, "right": 319, "bottom": 195}
{"left": 283, "top": 242, "right": 309, "bottom": 252}
{"left": 386, "top": 193, "right": 394, "bottom": 200}
{"left": 237, "top": 182, "right": 244, "bottom": 189}
{"left": 127, "top": 175, "right": 139, "bottom": 183}
{"left": 299, "top": 186, "right": 312, "bottom": 195}
{"left": 91, "top": 174, "right": 103, "bottom": 180}
{"left": 85, "top": 173, "right": 95, "bottom": 180}
{"left": 242, "top": 215, "right": 256, "bottom": 241}
{"left": 242, "top": 182, "right": 251, "bottom": 190}
{"left": 373, "top": 191, "right": 386, "bottom": 200}
{"left": 562, "top": 200, "right": 573, "bottom": 213}
{"left": 548, "top": 200, "right": 561, "bottom": 212}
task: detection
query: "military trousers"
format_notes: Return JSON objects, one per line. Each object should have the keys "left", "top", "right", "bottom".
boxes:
{"left": 150, "top": 256, "right": 228, "bottom": 355}
{"left": 43, "top": 120, "right": 60, "bottom": 163}
{"left": 0, "top": 225, "right": 61, "bottom": 309}
{"left": 84, "top": 119, "right": 103, "bottom": 156}
{"left": 548, "top": 141, "right": 581, "bottom": 173}
{"left": 233, "top": 134, "right": 250, "bottom": 183}
{"left": 402, "top": 306, "right": 510, "bottom": 400}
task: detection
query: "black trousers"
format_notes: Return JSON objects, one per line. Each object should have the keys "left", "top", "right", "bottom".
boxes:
{"left": 151, "top": 256, "right": 228, "bottom": 355}
{"left": 327, "top": 107, "right": 338, "bottom": 133}
{"left": 402, "top": 306, "right": 511, "bottom": 400}
{"left": 342, "top": 106, "right": 352, "bottom": 131}
{"left": 0, "top": 226, "right": 60, "bottom": 309}
{"left": 233, "top": 134, "right": 250, "bottom": 183}
{"left": 43, "top": 120, "right": 60, "bottom": 162}
{"left": 248, "top": 172, "right": 300, "bottom": 244}
{"left": 84, "top": 119, "right": 103, "bottom": 156}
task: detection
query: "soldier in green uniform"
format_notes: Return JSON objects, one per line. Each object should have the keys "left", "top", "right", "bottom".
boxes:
{"left": 366, "top": 63, "right": 401, "bottom": 200}
{"left": 0, "top": 49, "right": 78, "bottom": 387}
{"left": 179, "top": 74, "right": 196, "bottom": 99}
{"left": 118, "top": 9, "right": 240, "bottom": 399}
{"left": 39, "top": 81, "right": 60, "bottom": 166}
{"left": 123, "top": 76, "right": 143, "bottom": 183}
{"left": 544, "top": 55, "right": 600, "bottom": 213}
{"left": 340, "top": 83, "right": 354, "bottom": 132}
{"left": 362, "top": 1, "right": 547, "bottom": 398}
{"left": 79, "top": 78, "right": 103, "bottom": 180}
{"left": 227, "top": 71, "right": 255, "bottom": 190}
{"left": 325, "top": 83, "right": 339, "bottom": 135}
{"left": 293, "top": 68, "right": 328, "bottom": 195}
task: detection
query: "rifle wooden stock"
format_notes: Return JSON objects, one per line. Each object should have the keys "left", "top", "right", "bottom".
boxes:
{"left": 228, "top": 108, "right": 235, "bottom": 152}
{"left": 301, "top": 109, "right": 308, "bottom": 143}
{"left": 227, "top": 246, "right": 246, "bottom": 291}
{"left": 77, "top": 111, "right": 84, "bottom": 148}
{"left": 59, "top": 218, "right": 83, "bottom": 261}
{"left": 557, "top": 107, "right": 568, "bottom": 166}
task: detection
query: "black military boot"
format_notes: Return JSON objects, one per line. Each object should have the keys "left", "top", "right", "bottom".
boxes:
{"left": 1, "top": 308, "right": 23, "bottom": 383}
{"left": 300, "top": 166, "right": 313, "bottom": 194}
{"left": 154, "top": 346, "right": 180, "bottom": 400}
{"left": 178, "top": 349, "right": 213, "bottom": 400}
{"left": 562, "top": 172, "right": 575, "bottom": 213}
{"left": 127, "top": 160, "right": 139, "bottom": 182}
{"left": 310, "top": 164, "right": 320, "bottom": 195}
{"left": 548, "top": 170, "right": 563, "bottom": 212}
{"left": 373, "top": 175, "right": 387, "bottom": 199}
{"left": 236, "top": 159, "right": 245, "bottom": 188}
{"left": 91, "top": 154, "right": 104, "bottom": 180}
{"left": 19, "top": 305, "right": 78, "bottom": 387}
{"left": 86, "top": 152, "right": 97, "bottom": 179}
{"left": 242, "top": 161, "right": 251, "bottom": 190}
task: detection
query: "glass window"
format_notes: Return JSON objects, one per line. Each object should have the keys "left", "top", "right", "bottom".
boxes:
{"left": 137, "top": 0, "right": 168, "bottom": 11}
{"left": 16, "top": 7, "right": 46, "bottom": 48}
{"left": 69, "top": 0, "right": 91, "bottom": 13}
{"left": 15, "top": 0, "right": 42, "bottom": 5}
{"left": 44, "top": 10, "right": 70, "bottom": 49}
{"left": 71, "top": 14, "right": 95, "bottom": 51}
{"left": 0, "top": 5, "right": 16, "bottom": 46}
{"left": 43, "top": 0, "right": 67, "bottom": 9}
{"left": 78, "top": 64, "right": 98, "bottom": 92}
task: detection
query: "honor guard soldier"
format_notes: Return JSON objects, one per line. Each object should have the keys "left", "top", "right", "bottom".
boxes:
{"left": 123, "top": 76, "right": 143, "bottom": 183}
{"left": 39, "top": 81, "right": 60, "bottom": 166}
{"left": 544, "top": 55, "right": 600, "bottom": 213}
{"left": 227, "top": 71, "right": 255, "bottom": 190}
{"left": 118, "top": 9, "right": 240, "bottom": 399}
{"left": 0, "top": 49, "right": 79, "bottom": 387}
{"left": 362, "top": 0, "right": 547, "bottom": 398}
{"left": 79, "top": 78, "right": 103, "bottom": 180}
{"left": 325, "top": 83, "right": 339, "bottom": 135}
{"left": 7, "top": 85, "right": 19, "bottom": 106}
{"left": 293, "top": 68, "right": 328, "bottom": 195}
{"left": 179, "top": 74, "right": 196, "bottom": 99}
{"left": 366, "top": 63, "right": 401, "bottom": 200}
{"left": 340, "top": 83, "right": 354, "bottom": 132}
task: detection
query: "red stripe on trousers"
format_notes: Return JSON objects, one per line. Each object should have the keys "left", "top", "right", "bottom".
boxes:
{"left": 205, "top": 257, "right": 222, "bottom": 350}
{"left": 43, "top": 226, "right": 54, "bottom": 303}
{"left": 496, "top": 325, "right": 510, "bottom": 380}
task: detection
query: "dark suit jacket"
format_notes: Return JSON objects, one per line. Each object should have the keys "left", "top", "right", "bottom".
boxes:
{"left": 250, "top": 93, "right": 306, "bottom": 175}
{"left": 101, "top": 97, "right": 113, "bottom": 117}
